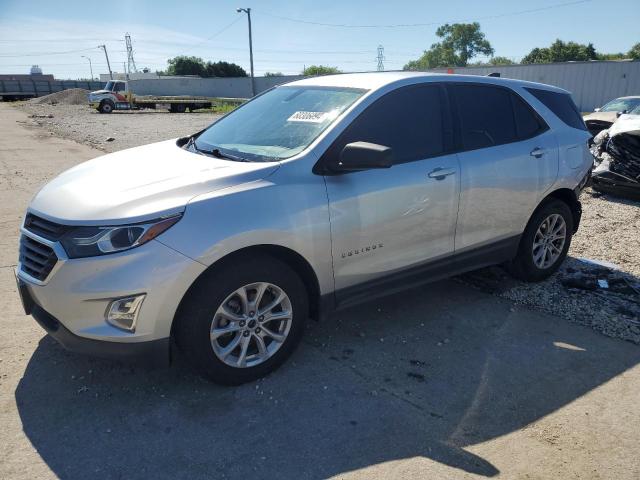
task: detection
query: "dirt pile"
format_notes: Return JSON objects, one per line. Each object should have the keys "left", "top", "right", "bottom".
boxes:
{"left": 29, "top": 88, "right": 89, "bottom": 105}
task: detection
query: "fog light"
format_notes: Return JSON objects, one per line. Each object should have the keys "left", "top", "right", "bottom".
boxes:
{"left": 105, "top": 294, "right": 145, "bottom": 332}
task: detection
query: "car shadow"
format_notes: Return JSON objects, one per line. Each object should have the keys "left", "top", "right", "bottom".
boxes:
{"left": 15, "top": 279, "right": 640, "bottom": 479}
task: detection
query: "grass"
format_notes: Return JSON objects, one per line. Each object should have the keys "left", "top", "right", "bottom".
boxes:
{"left": 192, "top": 99, "right": 244, "bottom": 114}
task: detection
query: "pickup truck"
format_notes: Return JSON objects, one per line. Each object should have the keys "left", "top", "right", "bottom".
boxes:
{"left": 88, "top": 80, "right": 242, "bottom": 113}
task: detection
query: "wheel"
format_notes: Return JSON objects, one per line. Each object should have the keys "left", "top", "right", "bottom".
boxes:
{"left": 170, "top": 103, "right": 186, "bottom": 113}
{"left": 508, "top": 199, "right": 573, "bottom": 282}
{"left": 99, "top": 100, "right": 114, "bottom": 114}
{"left": 175, "top": 255, "right": 308, "bottom": 385}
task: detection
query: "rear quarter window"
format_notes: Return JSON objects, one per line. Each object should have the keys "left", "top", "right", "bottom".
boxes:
{"left": 525, "top": 88, "right": 586, "bottom": 131}
{"left": 511, "top": 93, "right": 548, "bottom": 140}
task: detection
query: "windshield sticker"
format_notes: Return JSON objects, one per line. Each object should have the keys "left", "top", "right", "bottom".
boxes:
{"left": 287, "top": 111, "right": 329, "bottom": 123}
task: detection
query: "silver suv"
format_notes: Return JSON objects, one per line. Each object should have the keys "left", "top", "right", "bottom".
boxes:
{"left": 16, "top": 73, "right": 592, "bottom": 384}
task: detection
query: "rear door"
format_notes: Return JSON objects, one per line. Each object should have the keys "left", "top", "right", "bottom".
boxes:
{"left": 322, "top": 83, "right": 460, "bottom": 295}
{"left": 449, "top": 83, "right": 558, "bottom": 251}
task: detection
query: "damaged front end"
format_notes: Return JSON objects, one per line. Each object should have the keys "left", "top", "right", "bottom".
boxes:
{"left": 590, "top": 115, "right": 640, "bottom": 200}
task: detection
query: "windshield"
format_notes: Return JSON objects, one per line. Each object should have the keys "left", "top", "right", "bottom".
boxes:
{"left": 600, "top": 98, "right": 640, "bottom": 112}
{"left": 194, "top": 86, "right": 366, "bottom": 161}
{"left": 104, "top": 81, "right": 114, "bottom": 91}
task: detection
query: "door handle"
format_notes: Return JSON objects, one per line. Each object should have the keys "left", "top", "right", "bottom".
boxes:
{"left": 530, "top": 147, "right": 546, "bottom": 158}
{"left": 428, "top": 167, "right": 456, "bottom": 180}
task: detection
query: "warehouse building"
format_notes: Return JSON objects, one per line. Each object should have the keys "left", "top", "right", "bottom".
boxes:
{"left": 429, "top": 60, "right": 640, "bottom": 111}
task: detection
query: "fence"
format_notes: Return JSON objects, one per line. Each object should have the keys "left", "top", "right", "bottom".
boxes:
{"left": 4, "top": 61, "right": 639, "bottom": 111}
{"left": 427, "top": 60, "right": 640, "bottom": 111}
{"left": 126, "top": 75, "right": 304, "bottom": 98}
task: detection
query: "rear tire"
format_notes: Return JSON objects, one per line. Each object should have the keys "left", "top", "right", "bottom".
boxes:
{"left": 170, "top": 103, "right": 186, "bottom": 113}
{"left": 508, "top": 199, "right": 573, "bottom": 282}
{"left": 175, "top": 255, "right": 308, "bottom": 385}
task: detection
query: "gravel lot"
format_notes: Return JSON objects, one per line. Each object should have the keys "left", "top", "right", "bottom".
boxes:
{"left": 2, "top": 102, "right": 640, "bottom": 479}
{"left": 20, "top": 103, "right": 221, "bottom": 152}
{"left": 18, "top": 102, "right": 640, "bottom": 343}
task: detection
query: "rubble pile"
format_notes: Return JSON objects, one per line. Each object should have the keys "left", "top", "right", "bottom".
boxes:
{"left": 590, "top": 115, "right": 640, "bottom": 199}
{"left": 28, "top": 88, "right": 89, "bottom": 105}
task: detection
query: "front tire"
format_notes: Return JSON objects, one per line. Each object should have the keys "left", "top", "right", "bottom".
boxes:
{"left": 99, "top": 100, "right": 114, "bottom": 114}
{"left": 175, "top": 255, "right": 308, "bottom": 385}
{"left": 508, "top": 199, "right": 573, "bottom": 282}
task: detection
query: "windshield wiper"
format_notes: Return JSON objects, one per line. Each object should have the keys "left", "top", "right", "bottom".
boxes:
{"left": 209, "top": 148, "right": 249, "bottom": 162}
{"left": 189, "top": 141, "right": 252, "bottom": 162}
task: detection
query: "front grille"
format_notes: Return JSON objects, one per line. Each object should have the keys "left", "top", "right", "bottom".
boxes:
{"left": 19, "top": 235, "right": 58, "bottom": 281}
{"left": 23, "top": 213, "right": 68, "bottom": 241}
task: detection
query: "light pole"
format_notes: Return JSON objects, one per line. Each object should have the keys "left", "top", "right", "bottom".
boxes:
{"left": 236, "top": 7, "right": 255, "bottom": 97}
{"left": 81, "top": 55, "right": 93, "bottom": 80}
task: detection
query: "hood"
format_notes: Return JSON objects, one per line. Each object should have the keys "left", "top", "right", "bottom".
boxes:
{"left": 90, "top": 89, "right": 110, "bottom": 96}
{"left": 608, "top": 114, "right": 640, "bottom": 137}
{"left": 583, "top": 111, "right": 618, "bottom": 124}
{"left": 29, "top": 139, "right": 279, "bottom": 225}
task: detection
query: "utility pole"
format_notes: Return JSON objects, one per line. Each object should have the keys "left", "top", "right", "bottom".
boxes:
{"left": 81, "top": 55, "right": 93, "bottom": 80}
{"left": 125, "top": 33, "right": 138, "bottom": 75}
{"left": 376, "top": 45, "right": 385, "bottom": 72}
{"left": 236, "top": 7, "right": 255, "bottom": 97}
{"left": 99, "top": 44, "right": 113, "bottom": 79}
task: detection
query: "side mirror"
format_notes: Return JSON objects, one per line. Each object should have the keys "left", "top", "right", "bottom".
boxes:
{"left": 333, "top": 142, "right": 394, "bottom": 172}
{"left": 594, "top": 107, "right": 601, "bottom": 112}
{"left": 616, "top": 110, "right": 627, "bottom": 118}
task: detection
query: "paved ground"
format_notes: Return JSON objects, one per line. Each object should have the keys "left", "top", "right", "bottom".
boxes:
{"left": 1, "top": 103, "right": 640, "bottom": 479}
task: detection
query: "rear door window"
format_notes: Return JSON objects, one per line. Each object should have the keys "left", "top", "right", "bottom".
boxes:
{"left": 450, "top": 84, "right": 518, "bottom": 150}
{"left": 325, "top": 84, "right": 448, "bottom": 165}
{"left": 525, "top": 88, "right": 587, "bottom": 131}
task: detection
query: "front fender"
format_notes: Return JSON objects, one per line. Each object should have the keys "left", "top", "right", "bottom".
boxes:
{"left": 156, "top": 170, "right": 334, "bottom": 296}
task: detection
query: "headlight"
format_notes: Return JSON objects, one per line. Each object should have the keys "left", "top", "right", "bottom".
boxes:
{"left": 60, "top": 214, "right": 181, "bottom": 258}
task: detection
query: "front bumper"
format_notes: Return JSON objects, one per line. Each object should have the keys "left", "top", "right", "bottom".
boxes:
{"left": 31, "top": 302, "right": 170, "bottom": 366}
{"left": 17, "top": 235, "right": 206, "bottom": 356}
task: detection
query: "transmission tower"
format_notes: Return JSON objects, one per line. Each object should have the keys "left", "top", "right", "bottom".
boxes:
{"left": 376, "top": 45, "right": 385, "bottom": 71}
{"left": 125, "top": 33, "right": 138, "bottom": 74}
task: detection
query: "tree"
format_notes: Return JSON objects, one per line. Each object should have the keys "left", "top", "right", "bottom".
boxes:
{"left": 596, "top": 52, "right": 626, "bottom": 61}
{"left": 205, "top": 61, "right": 247, "bottom": 77}
{"left": 166, "top": 56, "right": 206, "bottom": 76}
{"left": 629, "top": 43, "right": 640, "bottom": 60}
{"left": 488, "top": 56, "right": 515, "bottom": 65}
{"left": 302, "top": 65, "right": 341, "bottom": 76}
{"left": 471, "top": 56, "right": 516, "bottom": 66}
{"left": 521, "top": 40, "right": 598, "bottom": 64}
{"left": 165, "top": 56, "right": 247, "bottom": 77}
{"left": 404, "top": 22, "right": 493, "bottom": 70}
{"left": 264, "top": 72, "right": 284, "bottom": 77}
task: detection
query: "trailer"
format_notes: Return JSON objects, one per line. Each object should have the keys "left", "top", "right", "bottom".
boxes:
{"left": 1, "top": 79, "right": 104, "bottom": 101}
{"left": 88, "top": 80, "right": 244, "bottom": 113}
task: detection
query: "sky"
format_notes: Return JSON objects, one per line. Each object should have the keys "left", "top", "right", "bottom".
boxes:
{"left": 0, "top": 0, "right": 638, "bottom": 79}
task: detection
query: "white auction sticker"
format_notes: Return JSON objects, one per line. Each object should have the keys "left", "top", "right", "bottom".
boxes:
{"left": 287, "top": 111, "right": 329, "bottom": 123}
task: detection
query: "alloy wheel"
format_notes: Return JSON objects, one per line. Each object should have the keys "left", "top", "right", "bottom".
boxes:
{"left": 210, "top": 282, "right": 293, "bottom": 368}
{"left": 532, "top": 213, "right": 567, "bottom": 269}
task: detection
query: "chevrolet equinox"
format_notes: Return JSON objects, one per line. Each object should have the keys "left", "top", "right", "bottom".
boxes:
{"left": 16, "top": 73, "right": 592, "bottom": 384}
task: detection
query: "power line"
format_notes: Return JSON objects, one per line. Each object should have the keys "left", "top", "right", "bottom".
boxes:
{"left": 256, "top": 0, "right": 592, "bottom": 28}
{"left": 0, "top": 46, "right": 99, "bottom": 57}
{"left": 0, "top": 38, "right": 122, "bottom": 43}
{"left": 170, "top": 17, "right": 243, "bottom": 57}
